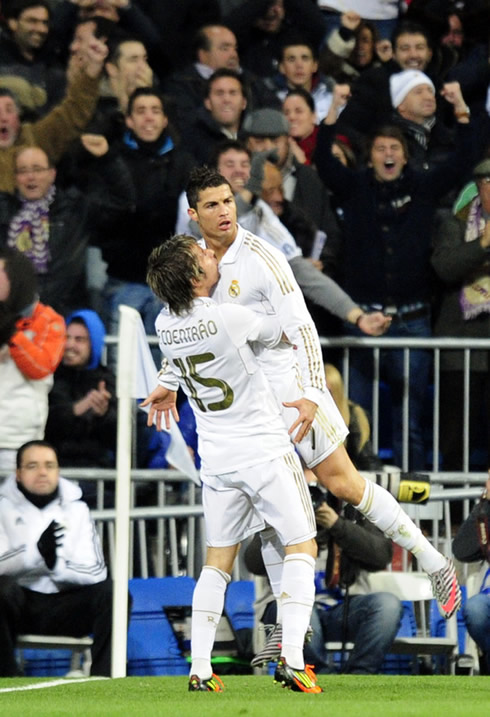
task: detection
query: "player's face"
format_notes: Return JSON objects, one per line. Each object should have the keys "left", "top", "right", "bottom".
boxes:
{"left": 192, "top": 243, "right": 220, "bottom": 291}
{"left": 369, "top": 136, "right": 407, "bottom": 182}
{"left": 16, "top": 445, "right": 59, "bottom": 495}
{"left": 63, "top": 322, "right": 91, "bottom": 368}
{"left": 188, "top": 184, "right": 238, "bottom": 247}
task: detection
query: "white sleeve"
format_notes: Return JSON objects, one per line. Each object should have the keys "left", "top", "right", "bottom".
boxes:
{"left": 252, "top": 241, "right": 327, "bottom": 402}
{"left": 219, "top": 304, "right": 282, "bottom": 348}
{"left": 157, "top": 357, "right": 180, "bottom": 391}
{"left": 51, "top": 504, "right": 107, "bottom": 587}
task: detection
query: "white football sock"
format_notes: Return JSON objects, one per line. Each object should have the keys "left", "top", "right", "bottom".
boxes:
{"left": 355, "top": 477, "right": 445, "bottom": 574}
{"left": 260, "top": 527, "right": 285, "bottom": 623}
{"left": 190, "top": 565, "right": 230, "bottom": 679}
{"left": 280, "top": 552, "right": 316, "bottom": 670}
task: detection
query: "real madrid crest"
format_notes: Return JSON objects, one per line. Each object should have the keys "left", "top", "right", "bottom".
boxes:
{"left": 228, "top": 279, "right": 240, "bottom": 298}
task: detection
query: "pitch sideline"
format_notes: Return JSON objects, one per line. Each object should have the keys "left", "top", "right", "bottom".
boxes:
{"left": 0, "top": 676, "right": 109, "bottom": 693}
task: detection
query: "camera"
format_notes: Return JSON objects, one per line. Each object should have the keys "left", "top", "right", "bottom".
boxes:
{"left": 307, "top": 469, "right": 431, "bottom": 507}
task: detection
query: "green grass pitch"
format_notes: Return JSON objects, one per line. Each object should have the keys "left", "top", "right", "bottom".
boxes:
{"left": 1, "top": 675, "right": 489, "bottom": 717}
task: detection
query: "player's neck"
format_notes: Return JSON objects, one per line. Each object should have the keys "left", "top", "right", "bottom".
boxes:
{"left": 204, "top": 230, "right": 236, "bottom": 262}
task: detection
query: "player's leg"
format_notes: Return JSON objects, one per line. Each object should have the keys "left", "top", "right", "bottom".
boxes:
{"left": 189, "top": 544, "right": 238, "bottom": 690}
{"left": 190, "top": 477, "right": 265, "bottom": 690}
{"left": 249, "top": 452, "right": 322, "bottom": 692}
{"left": 312, "top": 444, "right": 461, "bottom": 617}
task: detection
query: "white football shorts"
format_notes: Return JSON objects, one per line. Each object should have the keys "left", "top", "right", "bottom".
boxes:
{"left": 201, "top": 450, "right": 317, "bottom": 548}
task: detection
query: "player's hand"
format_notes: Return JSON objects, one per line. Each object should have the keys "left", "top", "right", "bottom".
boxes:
{"left": 357, "top": 311, "right": 392, "bottom": 336}
{"left": 140, "top": 385, "right": 179, "bottom": 431}
{"left": 283, "top": 397, "right": 318, "bottom": 443}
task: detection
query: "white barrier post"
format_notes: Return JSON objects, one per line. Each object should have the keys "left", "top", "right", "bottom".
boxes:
{"left": 111, "top": 305, "right": 139, "bottom": 678}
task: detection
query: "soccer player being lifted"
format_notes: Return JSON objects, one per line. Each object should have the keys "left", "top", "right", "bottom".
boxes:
{"left": 144, "top": 168, "right": 461, "bottom": 666}
{"left": 143, "top": 234, "right": 322, "bottom": 693}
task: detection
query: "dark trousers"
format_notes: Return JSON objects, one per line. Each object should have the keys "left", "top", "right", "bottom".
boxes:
{"left": 0, "top": 577, "right": 114, "bottom": 677}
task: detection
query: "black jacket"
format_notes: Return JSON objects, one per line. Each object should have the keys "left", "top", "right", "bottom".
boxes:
{"left": 96, "top": 131, "right": 194, "bottom": 283}
{"left": 0, "top": 150, "right": 134, "bottom": 315}
{"left": 45, "top": 363, "right": 117, "bottom": 467}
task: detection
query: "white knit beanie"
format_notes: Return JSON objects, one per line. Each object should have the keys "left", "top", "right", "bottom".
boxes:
{"left": 389, "top": 70, "right": 435, "bottom": 108}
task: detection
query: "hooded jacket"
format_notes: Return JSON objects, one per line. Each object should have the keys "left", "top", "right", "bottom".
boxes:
{"left": 44, "top": 311, "right": 117, "bottom": 467}
{"left": 0, "top": 473, "right": 106, "bottom": 593}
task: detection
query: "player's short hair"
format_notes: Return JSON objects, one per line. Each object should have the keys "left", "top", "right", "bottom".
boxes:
{"left": 186, "top": 165, "right": 232, "bottom": 210}
{"left": 147, "top": 235, "right": 204, "bottom": 316}
{"left": 16, "top": 440, "right": 58, "bottom": 469}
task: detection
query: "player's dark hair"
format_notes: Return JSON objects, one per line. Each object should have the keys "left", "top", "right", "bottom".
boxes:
{"left": 186, "top": 165, "right": 232, "bottom": 210}
{"left": 147, "top": 235, "right": 204, "bottom": 316}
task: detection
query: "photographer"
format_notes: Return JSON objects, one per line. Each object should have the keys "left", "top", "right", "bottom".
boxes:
{"left": 452, "top": 474, "right": 490, "bottom": 675}
{"left": 248, "top": 479, "right": 403, "bottom": 674}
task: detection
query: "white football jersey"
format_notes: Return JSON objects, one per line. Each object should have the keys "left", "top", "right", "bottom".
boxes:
{"left": 209, "top": 224, "right": 327, "bottom": 404}
{"left": 155, "top": 297, "right": 292, "bottom": 474}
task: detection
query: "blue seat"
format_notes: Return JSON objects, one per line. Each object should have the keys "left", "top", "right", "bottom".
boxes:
{"left": 225, "top": 580, "right": 255, "bottom": 631}
{"left": 127, "top": 577, "right": 196, "bottom": 676}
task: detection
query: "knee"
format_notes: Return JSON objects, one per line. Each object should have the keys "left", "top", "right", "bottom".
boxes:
{"left": 463, "top": 594, "right": 488, "bottom": 630}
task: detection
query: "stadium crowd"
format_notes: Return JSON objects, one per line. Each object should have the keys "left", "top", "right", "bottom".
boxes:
{"left": 0, "top": 0, "right": 489, "bottom": 682}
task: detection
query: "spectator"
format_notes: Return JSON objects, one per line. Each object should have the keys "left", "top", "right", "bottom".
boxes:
{"left": 318, "top": 0, "right": 400, "bottom": 40}
{"left": 0, "top": 29, "right": 108, "bottom": 193}
{"left": 50, "top": 0, "right": 162, "bottom": 72}
{"left": 269, "top": 35, "right": 333, "bottom": 121}
{"left": 315, "top": 82, "right": 476, "bottom": 469}
{"left": 44, "top": 310, "right": 117, "bottom": 488}
{"left": 224, "top": 0, "right": 326, "bottom": 78}
{"left": 241, "top": 107, "right": 340, "bottom": 243}
{"left": 282, "top": 87, "right": 319, "bottom": 165}
{"left": 336, "top": 21, "right": 439, "bottom": 149}
{"left": 431, "top": 158, "right": 490, "bottom": 470}
{"left": 182, "top": 68, "right": 248, "bottom": 165}
{"left": 389, "top": 68, "right": 466, "bottom": 172}
{"left": 0, "top": 247, "right": 65, "bottom": 472}
{"left": 0, "top": 0, "right": 66, "bottom": 118}
{"left": 0, "top": 138, "right": 134, "bottom": 316}
{"left": 452, "top": 472, "right": 490, "bottom": 675}
{"left": 247, "top": 484, "right": 402, "bottom": 675}
{"left": 94, "top": 34, "right": 153, "bottom": 140}
{"left": 0, "top": 439, "right": 113, "bottom": 676}
{"left": 320, "top": 11, "right": 385, "bottom": 82}
{"left": 97, "top": 87, "right": 193, "bottom": 341}
{"left": 164, "top": 23, "right": 279, "bottom": 133}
